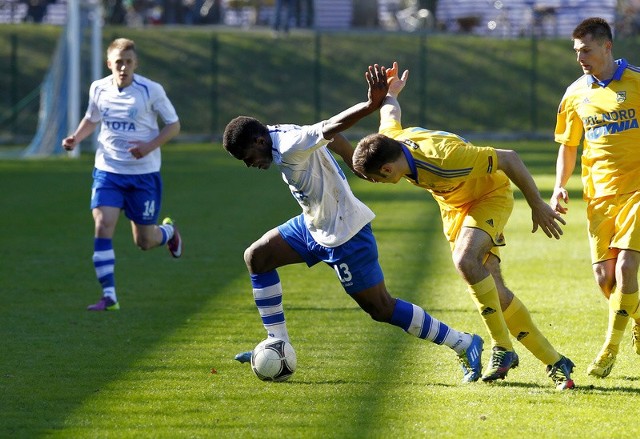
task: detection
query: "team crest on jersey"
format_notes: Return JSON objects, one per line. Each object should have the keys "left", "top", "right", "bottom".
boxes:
{"left": 616, "top": 91, "right": 627, "bottom": 103}
{"left": 403, "top": 139, "right": 419, "bottom": 150}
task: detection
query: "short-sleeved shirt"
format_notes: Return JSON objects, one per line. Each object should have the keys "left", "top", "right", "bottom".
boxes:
{"left": 379, "top": 120, "right": 510, "bottom": 208}
{"left": 269, "top": 123, "right": 375, "bottom": 248}
{"left": 555, "top": 58, "right": 640, "bottom": 199}
{"left": 85, "top": 73, "right": 179, "bottom": 175}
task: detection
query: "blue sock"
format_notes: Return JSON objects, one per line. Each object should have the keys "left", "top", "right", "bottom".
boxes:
{"left": 159, "top": 224, "right": 173, "bottom": 246}
{"left": 390, "top": 298, "right": 469, "bottom": 353}
{"left": 251, "top": 270, "right": 289, "bottom": 342}
{"left": 93, "top": 238, "right": 116, "bottom": 302}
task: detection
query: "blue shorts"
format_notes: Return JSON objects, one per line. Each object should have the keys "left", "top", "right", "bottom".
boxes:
{"left": 90, "top": 168, "right": 163, "bottom": 225}
{"left": 277, "top": 214, "right": 384, "bottom": 295}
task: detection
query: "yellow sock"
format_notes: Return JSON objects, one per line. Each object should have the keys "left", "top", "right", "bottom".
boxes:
{"left": 625, "top": 290, "right": 640, "bottom": 320}
{"left": 605, "top": 289, "right": 638, "bottom": 353}
{"left": 503, "top": 296, "right": 560, "bottom": 365}
{"left": 468, "top": 275, "right": 512, "bottom": 350}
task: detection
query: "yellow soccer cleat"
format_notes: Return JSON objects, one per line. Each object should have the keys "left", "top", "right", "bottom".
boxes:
{"left": 632, "top": 323, "right": 640, "bottom": 355}
{"left": 587, "top": 348, "right": 616, "bottom": 378}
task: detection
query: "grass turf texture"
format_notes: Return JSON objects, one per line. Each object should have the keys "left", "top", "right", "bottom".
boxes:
{"left": 2, "top": 141, "right": 639, "bottom": 438}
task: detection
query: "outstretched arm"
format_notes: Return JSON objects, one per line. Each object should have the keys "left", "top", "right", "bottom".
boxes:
{"left": 322, "top": 64, "right": 389, "bottom": 139}
{"left": 496, "top": 149, "right": 565, "bottom": 239}
{"left": 380, "top": 61, "right": 409, "bottom": 125}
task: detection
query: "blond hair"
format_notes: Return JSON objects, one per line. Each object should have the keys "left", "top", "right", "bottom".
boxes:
{"left": 107, "top": 38, "right": 136, "bottom": 56}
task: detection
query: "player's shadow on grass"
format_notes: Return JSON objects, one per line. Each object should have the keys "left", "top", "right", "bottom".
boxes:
{"left": 481, "top": 380, "right": 640, "bottom": 394}
{"left": 578, "top": 383, "right": 640, "bottom": 394}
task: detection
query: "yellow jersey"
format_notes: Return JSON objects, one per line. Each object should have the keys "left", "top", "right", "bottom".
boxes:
{"left": 379, "top": 119, "right": 510, "bottom": 209}
{"left": 555, "top": 59, "right": 640, "bottom": 199}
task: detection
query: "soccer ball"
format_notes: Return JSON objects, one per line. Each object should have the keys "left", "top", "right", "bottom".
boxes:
{"left": 250, "top": 338, "right": 297, "bottom": 382}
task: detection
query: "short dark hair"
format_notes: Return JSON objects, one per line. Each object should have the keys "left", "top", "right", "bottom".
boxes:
{"left": 353, "top": 133, "right": 403, "bottom": 176}
{"left": 222, "top": 116, "right": 268, "bottom": 159}
{"left": 572, "top": 17, "right": 612, "bottom": 42}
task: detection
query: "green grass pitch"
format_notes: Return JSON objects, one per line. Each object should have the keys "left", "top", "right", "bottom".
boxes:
{"left": 1, "top": 141, "right": 639, "bottom": 438}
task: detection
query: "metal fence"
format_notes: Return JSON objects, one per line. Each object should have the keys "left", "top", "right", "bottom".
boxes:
{"left": 2, "top": 25, "right": 640, "bottom": 145}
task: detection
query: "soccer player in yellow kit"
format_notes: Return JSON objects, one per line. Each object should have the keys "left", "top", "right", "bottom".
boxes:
{"left": 352, "top": 62, "right": 575, "bottom": 390}
{"left": 552, "top": 17, "right": 640, "bottom": 378}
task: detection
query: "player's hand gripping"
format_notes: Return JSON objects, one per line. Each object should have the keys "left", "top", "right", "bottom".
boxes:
{"left": 62, "top": 135, "right": 77, "bottom": 151}
{"left": 128, "top": 140, "right": 154, "bottom": 159}
{"left": 550, "top": 186, "right": 570, "bottom": 215}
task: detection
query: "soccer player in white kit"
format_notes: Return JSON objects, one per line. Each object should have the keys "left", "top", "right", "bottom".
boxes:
{"left": 223, "top": 64, "right": 485, "bottom": 383}
{"left": 62, "top": 38, "right": 183, "bottom": 311}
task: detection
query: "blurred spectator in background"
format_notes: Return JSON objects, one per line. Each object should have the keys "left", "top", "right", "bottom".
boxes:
{"left": 377, "top": 0, "right": 433, "bottom": 31}
{"left": 23, "top": 0, "right": 48, "bottom": 23}
{"left": 618, "top": 0, "right": 640, "bottom": 36}
{"left": 272, "top": 0, "right": 294, "bottom": 34}
{"left": 163, "top": 0, "right": 198, "bottom": 24}
{"left": 198, "top": 0, "right": 222, "bottom": 23}
{"left": 105, "top": 0, "right": 127, "bottom": 24}
{"left": 123, "top": 0, "right": 146, "bottom": 26}
{"left": 395, "top": 0, "right": 433, "bottom": 31}
{"left": 419, "top": 0, "right": 437, "bottom": 15}
{"left": 162, "top": 0, "right": 179, "bottom": 23}
{"left": 353, "top": 0, "right": 378, "bottom": 28}
{"left": 296, "top": 0, "right": 313, "bottom": 28}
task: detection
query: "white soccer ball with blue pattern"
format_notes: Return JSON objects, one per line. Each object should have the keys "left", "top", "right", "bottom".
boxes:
{"left": 251, "top": 338, "right": 297, "bottom": 382}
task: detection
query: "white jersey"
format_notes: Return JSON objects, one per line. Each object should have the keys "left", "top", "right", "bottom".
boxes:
{"left": 269, "top": 122, "right": 375, "bottom": 247}
{"left": 85, "top": 73, "right": 179, "bottom": 175}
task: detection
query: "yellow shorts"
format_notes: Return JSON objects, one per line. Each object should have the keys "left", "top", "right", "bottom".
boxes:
{"left": 438, "top": 185, "right": 514, "bottom": 258}
{"left": 587, "top": 191, "right": 640, "bottom": 263}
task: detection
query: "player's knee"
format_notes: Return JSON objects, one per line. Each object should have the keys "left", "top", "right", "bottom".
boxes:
{"left": 243, "top": 246, "right": 254, "bottom": 269}
{"left": 593, "top": 265, "right": 614, "bottom": 296}
{"left": 94, "top": 222, "right": 114, "bottom": 237}
{"left": 616, "top": 256, "right": 640, "bottom": 283}
{"left": 452, "top": 250, "right": 476, "bottom": 278}
{"left": 363, "top": 296, "right": 395, "bottom": 323}
{"left": 244, "top": 244, "right": 266, "bottom": 273}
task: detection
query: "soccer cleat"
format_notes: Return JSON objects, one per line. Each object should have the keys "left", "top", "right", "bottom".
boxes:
{"left": 481, "top": 346, "right": 519, "bottom": 382}
{"left": 87, "top": 296, "right": 120, "bottom": 311}
{"left": 632, "top": 323, "right": 640, "bottom": 355}
{"left": 546, "top": 355, "right": 575, "bottom": 390}
{"left": 587, "top": 348, "right": 616, "bottom": 378}
{"left": 457, "top": 333, "right": 484, "bottom": 383}
{"left": 234, "top": 351, "right": 252, "bottom": 364}
{"left": 163, "top": 217, "right": 183, "bottom": 258}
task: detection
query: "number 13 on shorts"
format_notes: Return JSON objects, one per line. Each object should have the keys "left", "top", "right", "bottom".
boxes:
{"left": 334, "top": 263, "right": 353, "bottom": 284}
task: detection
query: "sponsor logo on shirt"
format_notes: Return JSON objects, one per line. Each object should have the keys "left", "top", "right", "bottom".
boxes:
{"left": 583, "top": 108, "right": 639, "bottom": 140}
{"left": 104, "top": 120, "right": 137, "bottom": 131}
